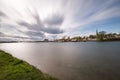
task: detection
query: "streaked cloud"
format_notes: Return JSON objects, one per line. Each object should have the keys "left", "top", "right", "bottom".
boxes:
{"left": 0, "top": 11, "right": 6, "bottom": 17}
{"left": 0, "top": 11, "right": 7, "bottom": 22}
{"left": 17, "top": 11, "right": 64, "bottom": 34}
{"left": 0, "top": 0, "right": 120, "bottom": 41}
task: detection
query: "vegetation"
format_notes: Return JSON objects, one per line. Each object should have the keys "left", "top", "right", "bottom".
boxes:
{"left": 96, "top": 31, "right": 106, "bottom": 41}
{"left": 56, "top": 30, "right": 120, "bottom": 42}
{"left": 96, "top": 31, "right": 120, "bottom": 41}
{"left": 0, "top": 50, "right": 58, "bottom": 80}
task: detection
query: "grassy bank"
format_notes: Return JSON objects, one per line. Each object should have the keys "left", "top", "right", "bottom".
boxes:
{"left": 0, "top": 50, "right": 58, "bottom": 80}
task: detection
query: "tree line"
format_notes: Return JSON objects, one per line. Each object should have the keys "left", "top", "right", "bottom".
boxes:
{"left": 56, "top": 30, "right": 120, "bottom": 42}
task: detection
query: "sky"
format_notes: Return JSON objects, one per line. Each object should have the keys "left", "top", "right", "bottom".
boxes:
{"left": 0, "top": 0, "right": 120, "bottom": 41}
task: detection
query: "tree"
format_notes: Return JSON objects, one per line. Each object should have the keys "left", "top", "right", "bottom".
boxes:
{"left": 89, "top": 35, "right": 96, "bottom": 39}
{"left": 96, "top": 31, "right": 106, "bottom": 41}
{"left": 67, "top": 37, "right": 71, "bottom": 41}
{"left": 77, "top": 36, "right": 82, "bottom": 41}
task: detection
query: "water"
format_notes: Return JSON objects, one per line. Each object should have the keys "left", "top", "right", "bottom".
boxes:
{"left": 0, "top": 42, "right": 120, "bottom": 80}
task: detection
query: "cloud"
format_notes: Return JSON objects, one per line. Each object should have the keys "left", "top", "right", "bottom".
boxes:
{"left": 0, "top": 23, "right": 32, "bottom": 41}
{"left": 0, "top": 11, "right": 7, "bottom": 17}
{"left": 0, "top": 31, "right": 30, "bottom": 41}
{"left": 0, "top": 32, "right": 5, "bottom": 37}
{"left": 0, "top": 0, "right": 120, "bottom": 41}
{"left": 0, "top": 28, "right": 44, "bottom": 41}
{"left": 18, "top": 10, "right": 64, "bottom": 34}
{"left": 25, "top": 31, "right": 45, "bottom": 39}
{"left": 0, "top": 11, "right": 7, "bottom": 21}
{"left": 44, "top": 13, "right": 64, "bottom": 26}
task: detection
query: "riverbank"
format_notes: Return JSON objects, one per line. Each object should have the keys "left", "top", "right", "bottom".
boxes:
{"left": 0, "top": 50, "right": 58, "bottom": 80}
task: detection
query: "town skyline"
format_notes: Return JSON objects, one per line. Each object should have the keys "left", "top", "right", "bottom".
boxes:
{"left": 0, "top": 30, "right": 120, "bottom": 42}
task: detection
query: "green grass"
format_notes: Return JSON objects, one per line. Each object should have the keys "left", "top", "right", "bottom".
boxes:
{"left": 0, "top": 50, "right": 58, "bottom": 80}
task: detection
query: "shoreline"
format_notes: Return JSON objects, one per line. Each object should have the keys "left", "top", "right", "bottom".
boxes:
{"left": 0, "top": 40, "right": 120, "bottom": 43}
{"left": 0, "top": 50, "right": 58, "bottom": 80}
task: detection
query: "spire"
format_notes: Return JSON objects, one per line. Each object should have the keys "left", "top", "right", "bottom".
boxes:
{"left": 96, "top": 30, "right": 99, "bottom": 40}
{"left": 96, "top": 30, "right": 98, "bottom": 35}
{"left": 96, "top": 30, "right": 99, "bottom": 36}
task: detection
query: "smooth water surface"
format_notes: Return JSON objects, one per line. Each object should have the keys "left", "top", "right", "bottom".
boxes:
{"left": 0, "top": 42, "right": 120, "bottom": 80}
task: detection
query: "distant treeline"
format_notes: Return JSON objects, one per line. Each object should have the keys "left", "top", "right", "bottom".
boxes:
{"left": 56, "top": 31, "right": 120, "bottom": 42}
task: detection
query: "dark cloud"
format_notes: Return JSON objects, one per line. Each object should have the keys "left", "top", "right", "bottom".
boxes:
{"left": 0, "top": 0, "right": 64, "bottom": 41}
{"left": 11, "top": 35, "right": 29, "bottom": 39}
{"left": 0, "top": 24, "right": 30, "bottom": 40}
{"left": 0, "top": 11, "right": 6, "bottom": 17}
{"left": 25, "top": 31, "right": 45, "bottom": 38}
{"left": 0, "top": 31, "right": 29, "bottom": 39}
{"left": 0, "top": 11, "right": 7, "bottom": 22}
{"left": 44, "top": 14, "right": 64, "bottom": 26}
{"left": 17, "top": 10, "right": 64, "bottom": 35}
{"left": 45, "top": 27, "right": 63, "bottom": 34}
{"left": 43, "top": 13, "right": 64, "bottom": 34}
{"left": 0, "top": 32, "right": 5, "bottom": 37}
{"left": 18, "top": 22, "right": 32, "bottom": 28}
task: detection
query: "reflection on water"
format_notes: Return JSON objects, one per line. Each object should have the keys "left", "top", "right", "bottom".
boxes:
{"left": 0, "top": 42, "right": 120, "bottom": 80}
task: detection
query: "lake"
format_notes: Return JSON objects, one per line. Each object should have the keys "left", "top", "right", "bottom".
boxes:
{"left": 0, "top": 42, "right": 120, "bottom": 80}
